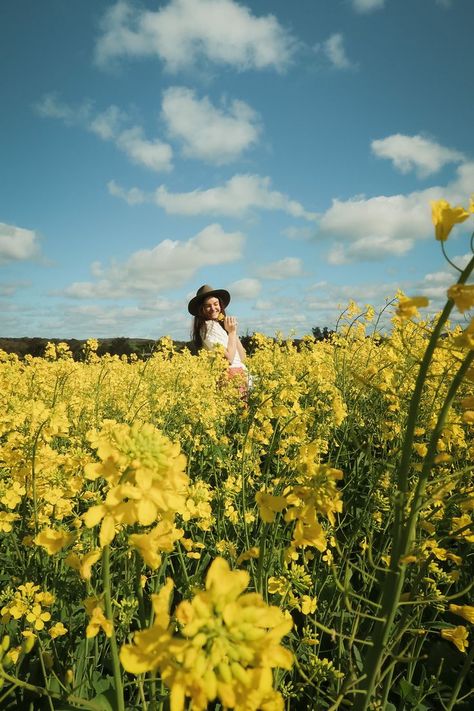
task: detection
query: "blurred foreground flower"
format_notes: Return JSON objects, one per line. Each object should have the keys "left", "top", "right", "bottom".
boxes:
{"left": 120, "top": 557, "right": 293, "bottom": 711}
{"left": 431, "top": 199, "right": 471, "bottom": 241}
{"left": 396, "top": 296, "right": 429, "bottom": 320}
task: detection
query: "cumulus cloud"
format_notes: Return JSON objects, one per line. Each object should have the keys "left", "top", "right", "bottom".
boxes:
{"left": 162, "top": 87, "right": 261, "bottom": 164}
{"left": 352, "top": 0, "right": 385, "bottom": 12}
{"left": 228, "top": 278, "right": 261, "bottom": 299}
{"left": 153, "top": 174, "right": 317, "bottom": 220}
{"left": 321, "top": 33, "right": 353, "bottom": 70}
{"left": 257, "top": 257, "right": 303, "bottom": 279}
{"left": 35, "top": 94, "right": 173, "bottom": 172}
{"left": 95, "top": 0, "right": 295, "bottom": 72}
{"left": 327, "top": 234, "right": 414, "bottom": 265}
{"left": 89, "top": 105, "right": 128, "bottom": 140}
{"left": 0, "top": 223, "right": 41, "bottom": 265}
{"left": 62, "top": 224, "right": 245, "bottom": 299}
{"left": 372, "top": 134, "right": 465, "bottom": 177}
{"left": 116, "top": 127, "right": 173, "bottom": 172}
{"left": 316, "top": 160, "right": 474, "bottom": 263}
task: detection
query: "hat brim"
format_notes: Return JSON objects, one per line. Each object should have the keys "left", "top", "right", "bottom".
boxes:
{"left": 188, "top": 289, "right": 231, "bottom": 316}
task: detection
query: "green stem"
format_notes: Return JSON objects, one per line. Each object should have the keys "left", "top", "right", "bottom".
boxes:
{"left": 353, "top": 255, "right": 474, "bottom": 711}
{"left": 445, "top": 643, "right": 474, "bottom": 711}
{"left": 102, "top": 545, "right": 125, "bottom": 711}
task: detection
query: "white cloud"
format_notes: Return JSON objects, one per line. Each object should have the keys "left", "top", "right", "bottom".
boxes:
{"left": 154, "top": 174, "right": 317, "bottom": 220}
{"left": 162, "top": 86, "right": 261, "bottom": 164}
{"left": 372, "top": 134, "right": 464, "bottom": 177}
{"left": 107, "top": 180, "right": 146, "bottom": 205}
{"left": 116, "top": 127, "right": 173, "bottom": 172}
{"left": 36, "top": 94, "right": 173, "bottom": 173}
{"left": 257, "top": 257, "right": 303, "bottom": 279}
{"left": 62, "top": 224, "right": 245, "bottom": 298}
{"left": 89, "top": 105, "right": 127, "bottom": 140}
{"left": 316, "top": 161, "right": 474, "bottom": 263}
{"left": 327, "top": 234, "right": 414, "bottom": 265}
{"left": 228, "top": 278, "right": 261, "bottom": 299}
{"left": 95, "top": 0, "right": 295, "bottom": 72}
{"left": 352, "top": 0, "right": 385, "bottom": 12}
{"left": 322, "top": 33, "right": 352, "bottom": 70}
{"left": 0, "top": 223, "right": 41, "bottom": 265}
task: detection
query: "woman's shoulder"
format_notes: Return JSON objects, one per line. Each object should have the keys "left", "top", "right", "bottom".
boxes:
{"left": 202, "top": 319, "right": 226, "bottom": 344}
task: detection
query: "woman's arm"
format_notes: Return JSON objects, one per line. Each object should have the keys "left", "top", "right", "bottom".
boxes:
{"left": 236, "top": 336, "right": 246, "bottom": 362}
{"left": 223, "top": 316, "right": 238, "bottom": 364}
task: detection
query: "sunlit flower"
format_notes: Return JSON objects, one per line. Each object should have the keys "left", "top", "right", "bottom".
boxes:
{"left": 121, "top": 558, "right": 292, "bottom": 711}
{"left": 65, "top": 550, "right": 102, "bottom": 581}
{"left": 255, "top": 492, "right": 287, "bottom": 523}
{"left": 86, "top": 606, "right": 113, "bottom": 639}
{"left": 440, "top": 625, "right": 469, "bottom": 652}
{"left": 447, "top": 284, "right": 474, "bottom": 313}
{"left": 431, "top": 199, "right": 470, "bottom": 241}
{"left": 129, "top": 520, "right": 183, "bottom": 570}
{"left": 26, "top": 604, "right": 51, "bottom": 631}
{"left": 35, "top": 528, "right": 74, "bottom": 555}
{"left": 49, "top": 622, "right": 68, "bottom": 639}
{"left": 396, "top": 296, "right": 429, "bottom": 320}
{"left": 449, "top": 604, "right": 474, "bottom": 624}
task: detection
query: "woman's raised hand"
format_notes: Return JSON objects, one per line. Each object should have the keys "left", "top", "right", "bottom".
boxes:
{"left": 224, "top": 315, "right": 237, "bottom": 333}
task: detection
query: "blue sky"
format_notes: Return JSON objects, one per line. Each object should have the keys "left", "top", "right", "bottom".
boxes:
{"left": 1, "top": 0, "right": 474, "bottom": 340}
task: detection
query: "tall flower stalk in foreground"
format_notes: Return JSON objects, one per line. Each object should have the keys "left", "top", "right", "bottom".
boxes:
{"left": 354, "top": 197, "right": 474, "bottom": 710}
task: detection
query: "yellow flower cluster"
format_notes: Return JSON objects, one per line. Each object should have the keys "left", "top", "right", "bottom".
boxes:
{"left": 83, "top": 421, "right": 189, "bottom": 547}
{"left": 120, "top": 558, "right": 293, "bottom": 711}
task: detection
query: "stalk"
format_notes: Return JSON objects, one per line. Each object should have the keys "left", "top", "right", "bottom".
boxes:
{"left": 102, "top": 545, "right": 125, "bottom": 711}
{"left": 353, "top": 255, "right": 474, "bottom": 710}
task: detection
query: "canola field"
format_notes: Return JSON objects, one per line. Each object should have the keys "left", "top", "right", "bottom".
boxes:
{"left": 0, "top": 200, "right": 473, "bottom": 710}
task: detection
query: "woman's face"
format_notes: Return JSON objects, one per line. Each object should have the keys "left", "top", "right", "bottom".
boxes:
{"left": 202, "top": 296, "right": 221, "bottom": 320}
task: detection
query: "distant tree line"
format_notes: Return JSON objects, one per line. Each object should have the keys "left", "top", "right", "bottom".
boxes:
{"left": 0, "top": 328, "right": 334, "bottom": 361}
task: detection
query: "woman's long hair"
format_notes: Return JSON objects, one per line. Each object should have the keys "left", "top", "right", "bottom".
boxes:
{"left": 191, "top": 299, "right": 227, "bottom": 351}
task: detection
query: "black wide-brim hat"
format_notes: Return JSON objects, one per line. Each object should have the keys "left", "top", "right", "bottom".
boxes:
{"left": 188, "top": 284, "right": 231, "bottom": 316}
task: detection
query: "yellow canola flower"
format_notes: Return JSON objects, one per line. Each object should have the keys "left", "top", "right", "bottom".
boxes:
{"left": 65, "top": 550, "right": 102, "bottom": 581}
{"left": 236, "top": 547, "right": 259, "bottom": 565}
{"left": 26, "top": 604, "right": 51, "bottom": 631}
{"left": 35, "top": 528, "right": 74, "bottom": 555}
{"left": 447, "top": 284, "right": 474, "bottom": 313}
{"left": 83, "top": 422, "right": 189, "bottom": 546}
{"left": 449, "top": 604, "right": 474, "bottom": 623}
{"left": 451, "top": 515, "right": 474, "bottom": 542}
{"left": 129, "top": 520, "right": 183, "bottom": 570}
{"left": 86, "top": 606, "right": 113, "bottom": 639}
{"left": 431, "top": 199, "right": 470, "bottom": 241}
{"left": 396, "top": 296, "right": 429, "bottom": 320}
{"left": 49, "top": 622, "right": 68, "bottom": 639}
{"left": 440, "top": 625, "right": 469, "bottom": 653}
{"left": 121, "top": 558, "right": 293, "bottom": 711}
{"left": 255, "top": 492, "right": 287, "bottom": 523}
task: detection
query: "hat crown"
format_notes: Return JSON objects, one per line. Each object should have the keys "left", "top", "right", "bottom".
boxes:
{"left": 196, "top": 284, "right": 215, "bottom": 297}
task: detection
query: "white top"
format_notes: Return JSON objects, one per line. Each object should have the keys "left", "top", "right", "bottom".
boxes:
{"left": 201, "top": 320, "right": 246, "bottom": 370}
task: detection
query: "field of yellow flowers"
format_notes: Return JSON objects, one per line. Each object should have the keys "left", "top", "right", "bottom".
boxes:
{"left": 0, "top": 199, "right": 473, "bottom": 711}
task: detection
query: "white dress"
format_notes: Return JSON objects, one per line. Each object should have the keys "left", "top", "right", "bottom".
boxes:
{"left": 201, "top": 320, "right": 247, "bottom": 370}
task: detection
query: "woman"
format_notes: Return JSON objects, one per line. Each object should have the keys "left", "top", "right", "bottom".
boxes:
{"left": 188, "top": 284, "right": 247, "bottom": 379}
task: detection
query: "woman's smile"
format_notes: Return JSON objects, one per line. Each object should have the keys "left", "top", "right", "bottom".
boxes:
{"left": 203, "top": 296, "right": 221, "bottom": 320}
